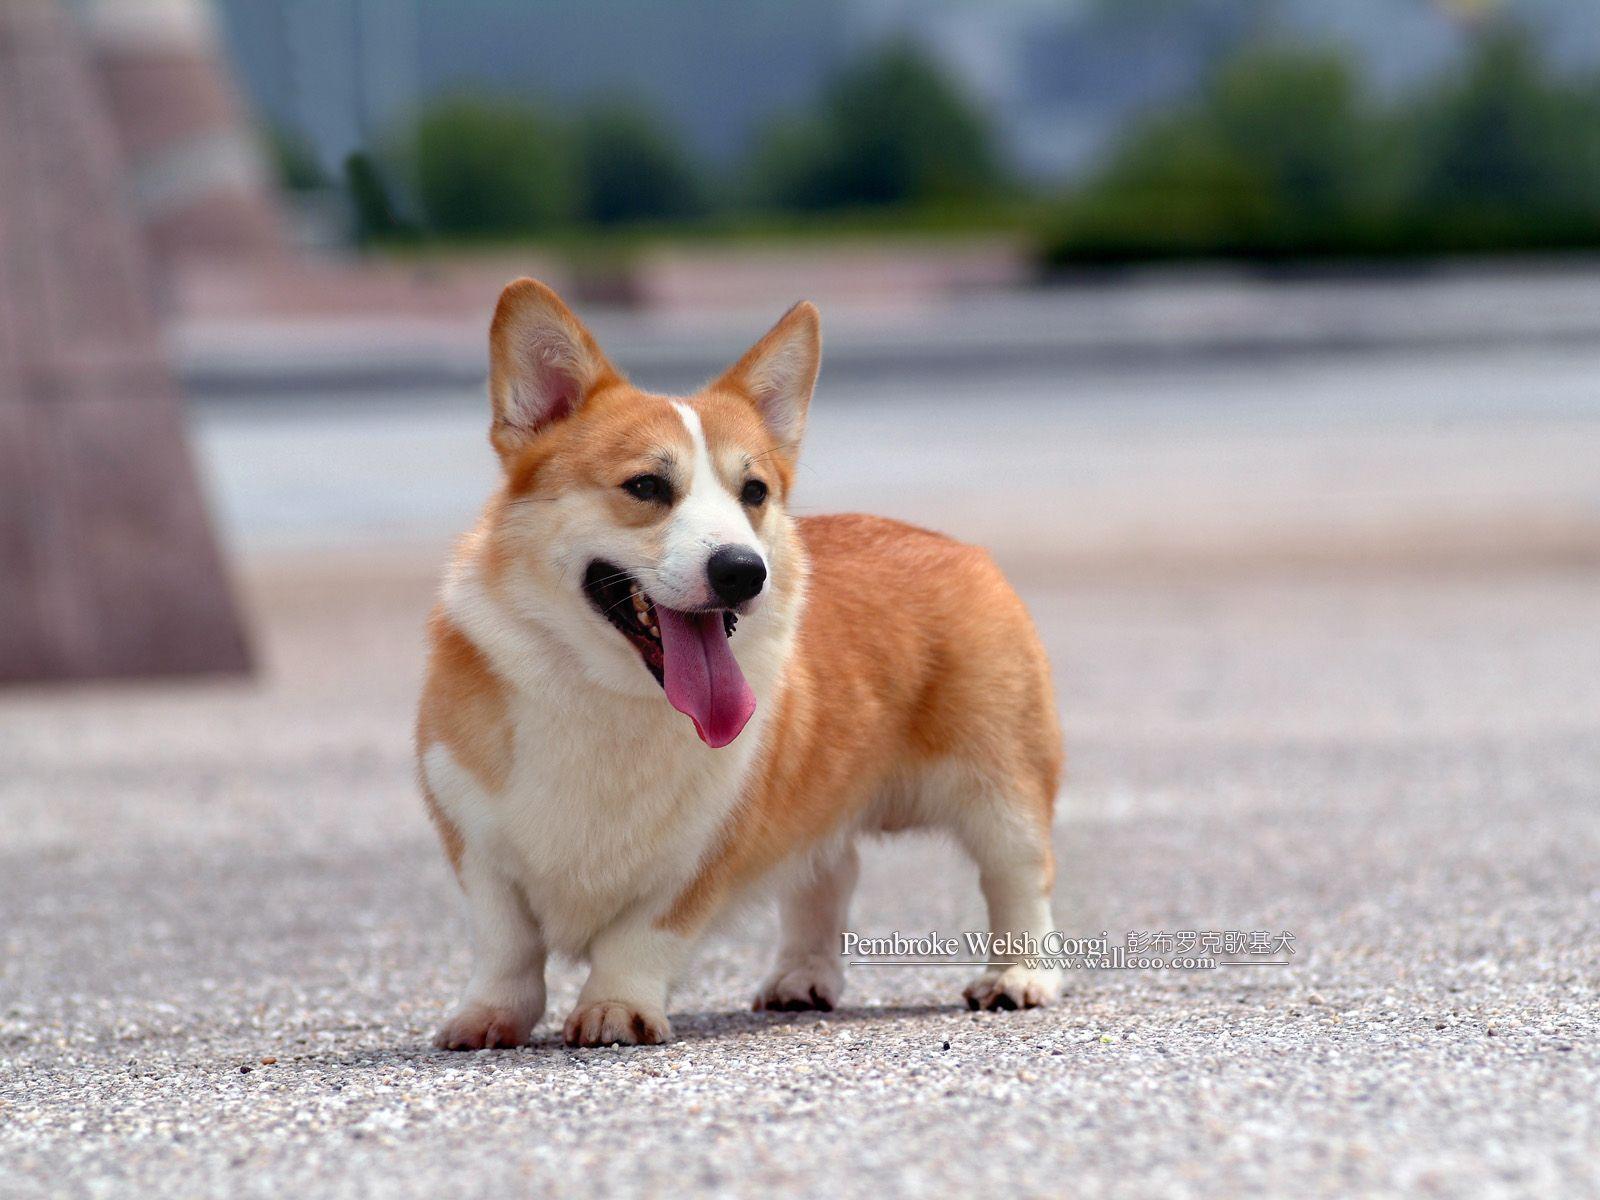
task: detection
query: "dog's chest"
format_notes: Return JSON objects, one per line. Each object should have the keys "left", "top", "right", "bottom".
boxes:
{"left": 486, "top": 690, "right": 759, "bottom": 952}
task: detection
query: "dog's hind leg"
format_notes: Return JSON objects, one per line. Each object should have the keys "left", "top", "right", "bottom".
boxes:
{"left": 951, "top": 782, "right": 1063, "bottom": 1012}
{"left": 753, "top": 840, "right": 860, "bottom": 1012}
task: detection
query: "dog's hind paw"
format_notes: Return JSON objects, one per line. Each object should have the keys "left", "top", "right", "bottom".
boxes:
{"left": 754, "top": 955, "right": 844, "bottom": 1012}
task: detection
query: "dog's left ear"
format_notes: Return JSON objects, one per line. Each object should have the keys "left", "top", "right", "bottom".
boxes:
{"left": 712, "top": 301, "right": 820, "bottom": 451}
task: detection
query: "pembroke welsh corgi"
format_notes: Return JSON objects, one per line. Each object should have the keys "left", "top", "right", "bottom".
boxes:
{"left": 417, "top": 279, "right": 1063, "bottom": 1048}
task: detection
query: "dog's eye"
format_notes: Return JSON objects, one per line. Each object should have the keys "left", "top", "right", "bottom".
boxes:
{"left": 623, "top": 474, "right": 671, "bottom": 503}
{"left": 741, "top": 479, "right": 768, "bottom": 507}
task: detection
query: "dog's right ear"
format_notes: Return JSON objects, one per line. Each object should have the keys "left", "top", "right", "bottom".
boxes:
{"left": 487, "top": 278, "right": 621, "bottom": 463}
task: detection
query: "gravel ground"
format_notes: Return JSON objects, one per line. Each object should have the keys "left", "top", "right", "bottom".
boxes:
{"left": 2, "top": 553, "right": 1597, "bottom": 1199}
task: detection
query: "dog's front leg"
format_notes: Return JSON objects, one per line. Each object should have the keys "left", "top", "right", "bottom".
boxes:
{"left": 433, "top": 859, "right": 547, "bottom": 1050}
{"left": 563, "top": 916, "right": 693, "bottom": 1047}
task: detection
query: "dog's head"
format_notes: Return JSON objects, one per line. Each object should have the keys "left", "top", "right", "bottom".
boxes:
{"left": 476, "top": 278, "right": 820, "bottom": 748}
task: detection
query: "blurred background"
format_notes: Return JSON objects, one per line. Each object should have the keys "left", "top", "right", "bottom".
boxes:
{"left": 227, "top": 0, "right": 1600, "bottom": 267}
{"left": 8, "top": 0, "right": 1598, "bottom": 584}
{"left": 5, "top": 3, "right": 1600, "bottom": 1192}
{"left": 11, "top": 0, "right": 1587, "bottom": 577}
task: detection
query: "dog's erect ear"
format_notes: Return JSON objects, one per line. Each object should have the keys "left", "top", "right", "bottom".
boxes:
{"left": 487, "top": 278, "right": 621, "bottom": 462}
{"left": 711, "top": 301, "right": 821, "bottom": 450}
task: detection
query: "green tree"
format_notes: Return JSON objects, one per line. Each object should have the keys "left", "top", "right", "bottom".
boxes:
{"left": 1044, "top": 31, "right": 1600, "bottom": 266}
{"left": 265, "top": 126, "right": 328, "bottom": 193}
{"left": 1203, "top": 46, "right": 1395, "bottom": 226}
{"left": 1044, "top": 46, "right": 1397, "bottom": 263}
{"left": 409, "top": 95, "right": 574, "bottom": 237}
{"left": 573, "top": 101, "right": 703, "bottom": 225}
{"left": 1404, "top": 29, "right": 1600, "bottom": 248}
{"left": 1050, "top": 117, "right": 1279, "bottom": 261}
{"left": 343, "top": 151, "right": 414, "bottom": 246}
{"left": 749, "top": 41, "right": 1003, "bottom": 210}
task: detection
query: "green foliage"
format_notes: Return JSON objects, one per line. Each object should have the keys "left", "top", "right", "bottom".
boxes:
{"left": 1402, "top": 29, "right": 1600, "bottom": 251}
{"left": 743, "top": 116, "right": 838, "bottom": 212}
{"left": 1043, "top": 31, "right": 1600, "bottom": 266}
{"left": 379, "top": 94, "right": 705, "bottom": 237}
{"left": 1046, "top": 46, "right": 1397, "bottom": 262}
{"left": 573, "top": 102, "right": 704, "bottom": 225}
{"left": 749, "top": 41, "right": 1004, "bottom": 211}
{"left": 1203, "top": 47, "right": 1393, "bottom": 221}
{"left": 347, "top": 26, "right": 1600, "bottom": 261}
{"left": 343, "top": 152, "right": 414, "bottom": 246}
{"left": 409, "top": 96, "right": 575, "bottom": 237}
{"left": 1052, "top": 118, "right": 1277, "bottom": 260}
{"left": 360, "top": 45, "right": 1008, "bottom": 245}
{"left": 264, "top": 126, "right": 328, "bottom": 193}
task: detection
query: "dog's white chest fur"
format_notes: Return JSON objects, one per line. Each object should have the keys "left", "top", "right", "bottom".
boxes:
{"left": 501, "top": 695, "right": 757, "bottom": 953}
{"left": 422, "top": 571, "right": 781, "bottom": 957}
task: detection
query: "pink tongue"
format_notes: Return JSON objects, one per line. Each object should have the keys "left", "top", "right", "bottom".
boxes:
{"left": 655, "top": 608, "right": 756, "bottom": 748}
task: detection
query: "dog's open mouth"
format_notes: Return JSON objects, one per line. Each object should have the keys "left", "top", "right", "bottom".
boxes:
{"left": 583, "top": 561, "right": 754, "bottom": 748}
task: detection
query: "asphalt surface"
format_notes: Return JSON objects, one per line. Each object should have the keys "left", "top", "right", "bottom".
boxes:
{"left": 4, "top": 317, "right": 1600, "bottom": 1197}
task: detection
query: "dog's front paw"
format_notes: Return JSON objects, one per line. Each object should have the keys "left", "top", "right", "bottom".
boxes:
{"left": 964, "top": 965, "right": 1061, "bottom": 1012}
{"left": 753, "top": 955, "right": 844, "bottom": 1012}
{"left": 433, "top": 1002, "right": 538, "bottom": 1050}
{"left": 563, "top": 1000, "right": 671, "bottom": 1047}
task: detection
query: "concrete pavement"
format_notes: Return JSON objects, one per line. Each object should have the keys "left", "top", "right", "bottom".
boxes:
{"left": 3, "top": 313, "right": 1600, "bottom": 1196}
{"left": 2, "top": 554, "right": 1597, "bottom": 1198}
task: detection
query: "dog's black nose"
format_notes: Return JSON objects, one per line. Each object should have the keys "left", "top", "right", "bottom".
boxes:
{"left": 707, "top": 545, "right": 766, "bottom": 606}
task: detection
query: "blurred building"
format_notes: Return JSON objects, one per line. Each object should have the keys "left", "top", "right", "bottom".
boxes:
{"left": 211, "top": 0, "right": 421, "bottom": 180}
{"left": 73, "top": 0, "right": 286, "bottom": 265}
{"left": 214, "top": 0, "right": 846, "bottom": 175}
{"left": 0, "top": 0, "right": 250, "bottom": 681}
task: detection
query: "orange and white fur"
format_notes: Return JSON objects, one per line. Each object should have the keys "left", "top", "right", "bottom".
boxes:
{"left": 417, "top": 279, "right": 1062, "bottom": 1048}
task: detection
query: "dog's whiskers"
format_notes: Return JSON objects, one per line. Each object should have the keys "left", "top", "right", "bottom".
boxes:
{"left": 587, "top": 566, "right": 665, "bottom": 592}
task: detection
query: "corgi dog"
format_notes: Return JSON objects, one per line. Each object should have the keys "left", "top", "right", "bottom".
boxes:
{"left": 417, "top": 279, "right": 1063, "bottom": 1048}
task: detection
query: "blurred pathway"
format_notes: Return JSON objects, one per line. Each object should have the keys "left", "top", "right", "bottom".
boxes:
{"left": 191, "top": 338, "right": 1600, "bottom": 571}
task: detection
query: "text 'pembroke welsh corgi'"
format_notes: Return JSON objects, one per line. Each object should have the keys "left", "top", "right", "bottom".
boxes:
{"left": 417, "top": 279, "right": 1063, "bottom": 1048}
